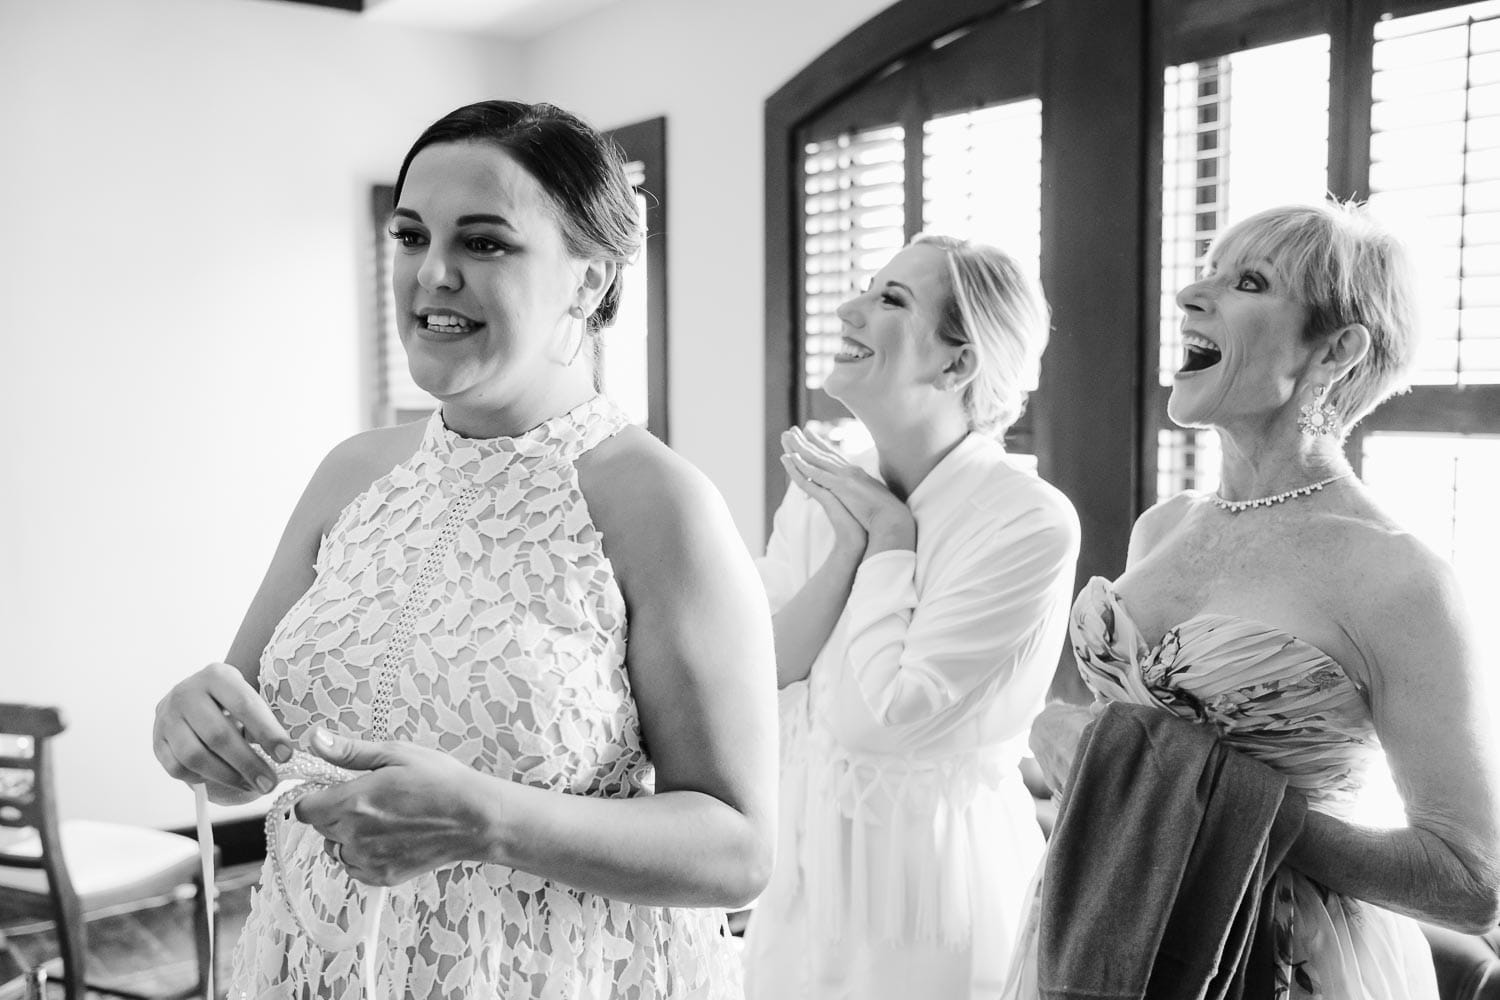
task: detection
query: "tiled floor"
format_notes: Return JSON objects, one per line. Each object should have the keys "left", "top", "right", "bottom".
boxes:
{"left": 0, "top": 861, "right": 260, "bottom": 999}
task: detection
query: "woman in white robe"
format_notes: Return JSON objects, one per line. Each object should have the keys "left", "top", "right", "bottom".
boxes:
{"left": 742, "top": 234, "right": 1081, "bottom": 1000}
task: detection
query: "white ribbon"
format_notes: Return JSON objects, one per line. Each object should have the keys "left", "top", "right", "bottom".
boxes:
{"left": 193, "top": 747, "right": 388, "bottom": 999}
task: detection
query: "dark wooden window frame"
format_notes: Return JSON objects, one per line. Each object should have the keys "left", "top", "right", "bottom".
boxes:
{"left": 768, "top": 0, "right": 1498, "bottom": 701}
{"left": 1145, "top": 0, "right": 1500, "bottom": 509}
{"left": 608, "top": 116, "right": 671, "bottom": 442}
{"left": 765, "top": 0, "right": 1148, "bottom": 645}
{"left": 795, "top": 5, "right": 1045, "bottom": 445}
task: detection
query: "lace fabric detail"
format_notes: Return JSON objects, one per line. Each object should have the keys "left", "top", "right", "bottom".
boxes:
{"left": 369, "top": 483, "right": 483, "bottom": 741}
{"left": 234, "top": 397, "right": 742, "bottom": 999}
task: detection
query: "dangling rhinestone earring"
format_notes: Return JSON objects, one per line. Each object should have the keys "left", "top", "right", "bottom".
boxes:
{"left": 1297, "top": 384, "right": 1339, "bottom": 438}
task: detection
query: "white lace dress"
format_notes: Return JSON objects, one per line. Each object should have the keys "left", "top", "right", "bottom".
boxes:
{"left": 231, "top": 396, "right": 741, "bottom": 1000}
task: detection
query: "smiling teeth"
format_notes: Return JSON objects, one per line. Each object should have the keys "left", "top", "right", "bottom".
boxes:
{"left": 424, "top": 313, "right": 475, "bottom": 332}
{"left": 836, "top": 340, "right": 873, "bottom": 361}
{"left": 1179, "top": 331, "right": 1223, "bottom": 373}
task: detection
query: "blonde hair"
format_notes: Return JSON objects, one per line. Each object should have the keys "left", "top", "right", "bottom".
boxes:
{"left": 913, "top": 233, "right": 1051, "bottom": 436}
{"left": 1208, "top": 202, "right": 1420, "bottom": 431}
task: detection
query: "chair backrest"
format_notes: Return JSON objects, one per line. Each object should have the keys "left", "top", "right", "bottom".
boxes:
{"left": 0, "top": 703, "right": 87, "bottom": 1000}
{"left": 0, "top": 703, "right": 64, "bottom": 831}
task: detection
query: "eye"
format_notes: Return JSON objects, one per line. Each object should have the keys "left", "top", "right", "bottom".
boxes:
{"left": 1235, "top": 271, "right": 1267, "bottom": 292}
{"left": 387, "top": 226, "right": 427, "bottom": 250}
{"left": 880, "top": 290, "right": 902, "bottom": 307}
{"left": 465, "top": 235, "right": 509, "bottom": 255}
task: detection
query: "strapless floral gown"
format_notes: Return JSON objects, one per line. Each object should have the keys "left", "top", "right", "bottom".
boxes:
{"left": 999, "top": 577, "right": 1437, "bottom": 999}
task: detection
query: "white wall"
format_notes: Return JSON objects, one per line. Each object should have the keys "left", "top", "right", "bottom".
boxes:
{"left": 0, "top": 0, "right": 520, "bottom": 827}
{"left": 0, "top": 0, "right": 896, "bottom": 829}
{"left": 519, "top": 0, "right": 894, "bottom": 541}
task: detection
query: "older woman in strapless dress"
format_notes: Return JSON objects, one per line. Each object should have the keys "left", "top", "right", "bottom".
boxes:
{"left": 1010, "top": 202, "right": 1500, "bottom": 998}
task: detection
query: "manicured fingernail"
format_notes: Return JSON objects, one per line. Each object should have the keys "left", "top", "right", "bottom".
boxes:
{"left": 255, "top": 774, "right": 275, "bottom": 794}
{"left": 312, "top": 728, "right": 336, "bottom": 750}
{"left": 273, "top": 743, "right": 293, "bottom": 763}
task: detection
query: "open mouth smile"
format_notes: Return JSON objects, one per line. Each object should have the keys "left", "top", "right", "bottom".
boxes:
{"left": 416, "top": 309, "right": 485, "bottom": 336}
{"left": 1178, "top": 331, "right": 1222, "bottom": 374}
{"left": 834, "top": 337, "right": 873, "bottom": 362}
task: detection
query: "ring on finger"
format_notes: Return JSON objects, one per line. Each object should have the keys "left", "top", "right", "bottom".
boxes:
{"left": 329, "top": 839, "right": 345, "bottom": 867}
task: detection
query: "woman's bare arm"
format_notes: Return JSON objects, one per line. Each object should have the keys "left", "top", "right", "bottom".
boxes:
{"left": 1282, "top": 538, "right": 1500, "bottom": 932}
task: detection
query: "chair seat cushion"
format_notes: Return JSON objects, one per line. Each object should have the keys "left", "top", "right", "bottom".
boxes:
{"left": 0, "top": 820, "right": 202, "bottom": 912}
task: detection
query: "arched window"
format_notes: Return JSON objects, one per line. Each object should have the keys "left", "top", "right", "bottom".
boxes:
{"left": 765, "top": 0, "right": 1148, "bottom": 635}
{"left": 769, "top": 0, "right": 1500, "bottom": 664}
{"left": 1147, "top": 0, "right": 1500, "bottom": 623}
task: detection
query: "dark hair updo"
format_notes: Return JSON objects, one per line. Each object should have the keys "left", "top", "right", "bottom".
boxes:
{"left": 393, "top": 100, "right": 643, "bottom": 334}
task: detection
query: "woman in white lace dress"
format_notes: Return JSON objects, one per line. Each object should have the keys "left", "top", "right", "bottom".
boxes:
{"left": 152, "top": 100, "right": 777, "bottom": 999}
{"left": 742, "top": 236, "right": 1081, "bottom": 999}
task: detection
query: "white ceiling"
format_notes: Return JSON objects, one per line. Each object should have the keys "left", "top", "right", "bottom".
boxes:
{"left": 362, "top": 0, "right": 626, "bottom": 40}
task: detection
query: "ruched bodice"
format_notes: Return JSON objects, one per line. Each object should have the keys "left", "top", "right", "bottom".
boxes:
{"left": 1000, "top": 576, "right": 1437, "bottom": 999}
{"left": 1069, "top": 576, "right": 1379, "bottom": 815}
{"left": 232, "top": 396, "right": 740, "bottom": 1000}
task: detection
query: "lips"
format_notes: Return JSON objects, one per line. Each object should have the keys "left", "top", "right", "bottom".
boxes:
{"left": 416, "top": 309, "right": 484, "bottom": 335}
{"left": 1179, "top": 331, "right": 1222, "bottom": 373}
{"left": 834, "top": 336, "right": 873, "bottom": 362}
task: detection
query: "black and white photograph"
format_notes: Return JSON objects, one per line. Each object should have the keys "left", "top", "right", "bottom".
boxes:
{"left": 2, "top": 0, "right": 1499, "bottom": 997}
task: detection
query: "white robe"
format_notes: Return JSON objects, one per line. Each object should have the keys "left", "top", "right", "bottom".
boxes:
{"left": 742, "top": 433, "right": 1081, "bottom": 1000}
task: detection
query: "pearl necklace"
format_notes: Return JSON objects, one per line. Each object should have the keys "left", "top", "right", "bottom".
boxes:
{"left": 1210, "top": 472, "right": 1351, "bottom": 513}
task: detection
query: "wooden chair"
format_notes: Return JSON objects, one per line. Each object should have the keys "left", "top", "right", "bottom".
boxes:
{"left": 0, "top": 703, "right": 214, "bottom": 1000}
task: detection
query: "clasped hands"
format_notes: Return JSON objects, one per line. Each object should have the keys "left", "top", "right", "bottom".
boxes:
{"left": 154, "top": 662, "right": 491, "bottom": 887}
{"left": 780, "top": 426, "right": 916, "bottom": 556}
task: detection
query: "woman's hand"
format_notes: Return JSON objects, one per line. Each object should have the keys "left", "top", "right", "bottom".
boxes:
{"left": 293, "top": 729, "right": 495, "bottom": 888}
{"left": 780, "top": 431, "right": 865, "bottom": 556}
{"left": 781, "top": 427, "right": 916, "bottom": 554}
{"left": 153, "top": 662, "right": 293, "bottom": 804}
{"left": 1029, "top": 701, "right": 1099, "bottom": 796}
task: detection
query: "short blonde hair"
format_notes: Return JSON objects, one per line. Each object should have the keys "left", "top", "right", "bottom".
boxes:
{"left": 1208, "top": 202, "right": 1420, "bottom": 431}
{"left": 913, "top": 233, "right": 1051, "bottom": 436}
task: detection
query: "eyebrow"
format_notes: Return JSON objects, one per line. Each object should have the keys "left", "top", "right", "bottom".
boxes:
{"left": 458, "top": 213, "right": 517, "bottom": 229}
{"left": 1204, "top": 255, "right": 1276, "bottom": 273}
{"left": 389, "top": 208, "right": 518, "bottom": 230}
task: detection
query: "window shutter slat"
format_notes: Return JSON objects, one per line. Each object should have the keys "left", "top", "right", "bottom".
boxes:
{"left": 1370, "top": 0, "right": 1500, "bottom": 385}
{"left": 921, "top": 99, "right": 1043, "bottom": 275}
{"left": 376, "top": 228, "right": 437, "bottom": 420}
{"left": 800, "top": 125, "right": 907, "bottom": 392}
{"left": 1155, "top": 35, "right": 1330, "bottom": 500}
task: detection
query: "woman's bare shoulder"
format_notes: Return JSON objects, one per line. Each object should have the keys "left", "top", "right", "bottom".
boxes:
{"left": 1326, "top": 505, "right": 1471, "bottom": 676}
{"left": 301, "top": 419, "right": 427, "bottom": 533}
{"left": 578, "top": 427, "right": 738, "bottom": 571}
{"left": 581, "top": 426, "right": 720, "bottom": 514}
{"left": 1341, "top": 516, "right": 1459, "bottom": 610}
{"left": 1127, "top": 491, "right": 1202, "bottom": 565}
